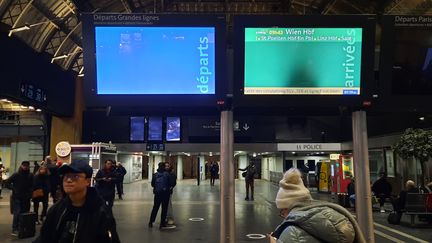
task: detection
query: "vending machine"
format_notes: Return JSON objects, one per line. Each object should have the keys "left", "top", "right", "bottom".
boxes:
{"left": 317, "top": 161, "right": 331, "bottom": 193}
{"left": 331, "top": 155, "right": 354, "bottom": 194}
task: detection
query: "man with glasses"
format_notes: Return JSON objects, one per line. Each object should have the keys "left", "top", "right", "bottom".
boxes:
{"left": 34, "top": 159, "right": 120, "bottom": 243}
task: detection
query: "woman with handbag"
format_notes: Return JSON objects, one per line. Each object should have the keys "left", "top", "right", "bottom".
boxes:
{"left": 32, "top": 165, "right": 50, "bottom": 224}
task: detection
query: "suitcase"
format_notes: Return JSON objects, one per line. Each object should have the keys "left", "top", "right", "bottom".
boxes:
{"left": 18, "top": 212, "right": 37, "bottom": 239}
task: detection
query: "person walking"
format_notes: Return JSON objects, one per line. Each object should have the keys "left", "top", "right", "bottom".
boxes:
{"left": 209, "top": 162, "right": 219, "bottom": 186}
{"left": 6, "top": 161, "right": 34, "bottom": 236}
{"left": 95, "top": 159, "right": 117, "bottom": 208}
{"left": 115, "top": 162, "right": 127, "bottom": 200}
{"left": 239, "top": 161, "right": 257, "bottom": 201}
{"left": 32, "top": 165, "right": 51, "bottom": 224}
{"left": 269, "top": 168, "right": 365, "bottom": 243}
{"left": 165, "top": 162, "right": 177, "bottom": 226}
{"left": 149, "top": 162, "right": 172, "bottom": 229}
{"left": 34, "top": 159, "right": 120, "bottom": 242}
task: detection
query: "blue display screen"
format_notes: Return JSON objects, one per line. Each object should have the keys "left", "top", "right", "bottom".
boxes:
{"left": 130, "top": 117, "right": 145, "bottom": 141}
{"left": 148, "top": 117, "right": 162, "bottom": 141}
{"left": 95, "top": 26, "right": 215, "bottom": 95}
{"left": 166, "top": 117, "right": 181, "bottom": 141}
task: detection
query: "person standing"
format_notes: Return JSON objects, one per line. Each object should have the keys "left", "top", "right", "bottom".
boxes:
{"left": 269, "top": 168, "right": 365, "bottom": 243}
{"left": 34, "top": 159, "right": 120, "bottom": 242}
{"left": 32, "top": 165, "right": 51, "bottom": 225}
{"left": 165, "top": 162, "right": 177, "bottom": 225}
{"left": 115, "top": 162, "right": 127, "bottom": 200}
{"left": 372, "top": 172, "right": 392, "bottom": 213}
{"left": 209, "top": 162, "right": 219, "bottom": 186}
{"left": 33, "top": 161, "right": 40, "bottom": 175}
{"left": 6, "top": 161, "right": 34, "bottom": 236}
{"left": 149, "top": 162, "right": 172, "bottom": 229}
{"left": 45, "top": 156, "right": 60, "bottom": 203}
{"left": 0, "top": 162, "right": 6, "bottom": 199}
{"left": 239, "top": 161, "right": 257, "bottom": 201}
{"left": 95, "top": 159, "right": 117, "bottom": 208}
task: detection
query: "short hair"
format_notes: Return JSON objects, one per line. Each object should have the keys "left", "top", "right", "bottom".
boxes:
{"left": 405, "top": 180, "right": 415, "bottom": 190}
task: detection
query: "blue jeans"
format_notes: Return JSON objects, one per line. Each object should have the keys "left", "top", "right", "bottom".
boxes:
{"left": 12, "top": 197, "right": 31, "bottom": 231}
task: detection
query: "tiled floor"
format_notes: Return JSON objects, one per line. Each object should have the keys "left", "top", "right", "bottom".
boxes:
{"left": 0, "top": 179, "right": 430, "bottom": 242}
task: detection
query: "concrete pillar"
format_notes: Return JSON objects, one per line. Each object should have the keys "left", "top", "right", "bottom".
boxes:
{"left": 238, "top": 155, "right": 248, "bottom": 179}
{"left": 199, "top": 155, "right": 205, "bottom": 181}
{"left": 352, "top": 111, "right": 374, "bottom": 243}
{"left": 177, "top": 156, "right": 183, "bottom": 180}
{"left": 148, "top": 155, "right": 154, "bottom": 182}
{"left": 220, "top": 110, "right": 235, "bottom": 243}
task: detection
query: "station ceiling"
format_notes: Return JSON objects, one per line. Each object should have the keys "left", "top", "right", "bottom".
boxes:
{"left": 0, "top": 0, "right": 430, "bottom": 77}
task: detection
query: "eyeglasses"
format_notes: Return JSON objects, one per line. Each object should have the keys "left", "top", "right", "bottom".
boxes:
{"left": 63, "top": 174, "right": 86, "bottom": 181}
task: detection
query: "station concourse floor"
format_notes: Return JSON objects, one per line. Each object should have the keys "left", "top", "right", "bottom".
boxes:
{"left": 0, "top": 179, "right": 431, "bottom": 243}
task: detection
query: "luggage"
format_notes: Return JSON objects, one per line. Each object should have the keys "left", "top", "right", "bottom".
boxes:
{"left": 387, "top": 211, "right": 401, "bottom": 225}
{"left": 18, "top": 212, "right": 37, "bottom": 239}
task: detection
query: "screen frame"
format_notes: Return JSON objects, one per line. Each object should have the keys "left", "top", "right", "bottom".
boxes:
{"left": 165, "top": 116, "right": 182, "bottom": 142}
{"left": 82, "top": 14, "right": 226, "bottom": 108}
{"left": 379, "top": 15, "right": 432, "bottom": 112}
{"left": 129, "top": 116, "right": 145, "bottom": 142}
{"left": 233, "top": 15, "right": 376, "bottom": 108}
{"left": 147, "top": 116, "right": 163, "bottom": 142}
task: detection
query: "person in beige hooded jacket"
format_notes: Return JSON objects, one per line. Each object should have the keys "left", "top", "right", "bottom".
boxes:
{"left": 269, "top": 168, "right": 366, "bottom": 243}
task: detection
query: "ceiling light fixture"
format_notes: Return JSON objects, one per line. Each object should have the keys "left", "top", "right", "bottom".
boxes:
{"left": 8, "top": 25, "right": 30, "bottom": 36}
{"left": 51, "top": 54, "right": 68, "bottom": 63}
{"left": 8, "top": 19, "right": 62, "bottom": 37}
{"left": 419, "top": 117, "right": 425, "bottom": 121}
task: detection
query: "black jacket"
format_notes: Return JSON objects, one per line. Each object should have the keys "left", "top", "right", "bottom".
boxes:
{"left": 239, "top": 165, "right": 256, "bottom": 180}
{"left": 95, "top": 168, "right": 117, "bottom": 198}
{"left": 34, "top": 187, "right": 120, "bottom": 243}
{"left": 6, "top": 169, "right": 33, "bottom": 199}
{"left": 372, "top": 177, "right": 392, "bottom": 196}
{"left": 115, "top": 167, "right": 127, "bottom": 180}
{"left": 33, "top": 174, "right": 51, "bottom": 196}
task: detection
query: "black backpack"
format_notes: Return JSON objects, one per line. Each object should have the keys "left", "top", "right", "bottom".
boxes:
{"left": 153, "top": 172, "right": 169, "bottom": 193}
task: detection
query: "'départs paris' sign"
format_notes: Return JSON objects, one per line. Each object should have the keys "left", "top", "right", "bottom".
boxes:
{"left": 394, "top": 15, "right": 432, "bottom": 27}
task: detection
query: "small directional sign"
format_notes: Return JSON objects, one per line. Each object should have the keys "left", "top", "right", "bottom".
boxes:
{"left": 146, "top": 143, "right": 165, "bottom": 151}
{"left": 243, "top": 123, "right": 250, "bottom": 131}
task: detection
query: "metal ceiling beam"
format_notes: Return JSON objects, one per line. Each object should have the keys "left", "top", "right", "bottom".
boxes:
{"left": 52, "top": 22, "right": 82, "bottom": 59}
{"left": 119, "top": 0, "right": 132, "bottom": 13}
{"left": 316, "top": 0, "right": 337, "bottom": 14}
{"left": 0, "top": 0, "right": 14, "bottom": 19}
{"left": 70, "top": 0, "right": 94, "bottom": 12}
{"left": 8, "top": 0, "right": 34, "bottom": 36}
{"left": 412, "top": 0, "right": 432, "bottom": 15}
{"left": 31, "top": 0, "right": 81, "bottom": 46}
{"left": 384, "top": 0, "right": 407, "bottom": 14}
{"left": 340, "top": 0, "right": 365, "bottom": 13}
{"left": 322, "top": 0, "right": 338, "bottom": 14}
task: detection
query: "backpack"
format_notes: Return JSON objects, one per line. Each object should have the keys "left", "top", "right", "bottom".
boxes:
{"left": 387, "top": 211, "right": 401, "bottom": 225}
{"left": 153, "top": 172, "right": 169, "bottom": 193}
